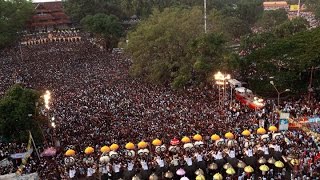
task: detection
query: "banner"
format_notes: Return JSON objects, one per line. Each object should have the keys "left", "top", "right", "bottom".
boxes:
{"left": 308, "top": 117, "right": 320, "bottom": 123}
{"left": 10, "top": 149, "right": 33, "bottom": 159}
{"left": 290, "top": 5, "right": 299, "bottom": 11}
{"left": 279, "top": 119, "right": 289, "bottom": 131}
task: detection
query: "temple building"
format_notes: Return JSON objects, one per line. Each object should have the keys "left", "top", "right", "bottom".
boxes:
{"left": 28, "top": 1, "right": 71, "bottom": 31}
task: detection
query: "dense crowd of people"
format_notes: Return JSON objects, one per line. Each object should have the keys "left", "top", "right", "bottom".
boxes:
{"left": 0, "top": 33, "right": 319, "bottom": 180}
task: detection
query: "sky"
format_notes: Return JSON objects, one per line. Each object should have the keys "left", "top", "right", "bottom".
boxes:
{"left": 32, "top": 0, "right": 61, "bottom": 2}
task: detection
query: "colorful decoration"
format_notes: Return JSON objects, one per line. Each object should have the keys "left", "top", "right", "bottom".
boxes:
{"left": 193, "top": 134, "right": 203, "bottom": 141}
{"left": 100, "top": 146, "right": 110, "bottom": 153}
{"left": 257, "top": 127, "right": 267, "bottom": 135}
{"left": 152, "top": 139, "right": 162, "bottom": 146}
{"left": 84, "top": 147, "right": 94, "bottom": 154}
{"left": 110, "top": 143, "right": 119, "bottom": 151}
{"left": 125, "top": 142, "right": 135, "bottom": 150}
{"left": 65, "top": 149, "right": 75, "bottom": 156}
{"left": 241, "top": 130, "right": 251, "bottom": 136}
{"left": 211, "top": 134, "right": 220, "bottom": 141}
{"left": 225, "top": 132, "right": 234, "bottom": 139}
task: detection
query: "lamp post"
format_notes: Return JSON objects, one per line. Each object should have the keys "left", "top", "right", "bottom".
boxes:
{"left": 214, "top": 72, "right": 231, "bottom": 109}
{"left": 270, "top": 81, "right": 290, "bottom": 108}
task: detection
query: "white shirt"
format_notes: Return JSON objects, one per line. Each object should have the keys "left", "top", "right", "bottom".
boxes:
{"left": 69, "top": 169, "right": 76, "bottom": 178}
{"left": 246, "top": 149, "right": 253, "bottom": 157}
{"left": 87, "top": 167, "right": 94, "bottom": 177}
{"left": 229, "top": 150, "right": 236, "bottom": 158}
{"left": 263, "top": 146, "right": 269, "bottom": 155}
{"left": 184, "top": 157, "right": 193, "bottom": 166}
{"left": 214, "top": 151, "right": 223, "bottom": 160}
{"left": 156, "top": 157, "right": 165, "bottom": 167}
{"left": 172, "top": 158, "right": 179, "bottom": 166}
{"left": 141, "top": 160, "right": 148, "bottom": 170}
{"left": 113, "top": 163, "right": 121, "bottom": 173}
{"left": 127, "top": 162, "right": 134, "bottom": 171}
{"left": 196, "top": 154, "right": 203, "bottom": 162}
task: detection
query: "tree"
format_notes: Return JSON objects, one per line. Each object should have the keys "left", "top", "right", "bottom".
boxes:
{"left": 63, "top": 0, "right": 125, "bottom": 23}
{"left": 188, "top": 33, "right": 229, "bottom": 84}
{"left": 0, "top": 0, "right": 33, "bottom": 48}
{"left": 0, "top": 84, "right": 42, "bottom": 142}
{"left": 209, "top": 10, "right": 251, "bottom": 41}
{"left": 81, "top": 13, "right": 123, "bottom": 50}
{"left": 273, "top": 17, "right": 309, "bottom": 38}
{"left": 244, "top": 28, "right": 320, "bottom": 93}
{"left": 256, "top": 9, "right": 288, "bottom": 31}
{"left": 126, "top": 7, "right": 232, "bottom": 88}
{"left": 236, "top": 0, "right": 264, "bottom": 26}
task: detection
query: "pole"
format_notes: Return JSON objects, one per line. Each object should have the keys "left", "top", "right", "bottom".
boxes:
{"left": 204, "top": 0, "right": 207, "bottom": 33}
{"left": 29, "top": 131, "right": 41, "bottom": 160}
{"left": 277, "top": 92, "right": 280, "bottom": 108}
{"left": 297, "top": 0, "right": 301, "bottom": 16}
{"left": 230, "top": 86, "right": 233, "bottom": 107}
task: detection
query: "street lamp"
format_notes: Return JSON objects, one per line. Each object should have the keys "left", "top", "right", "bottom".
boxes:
{"left": 214, "top": 72, "right": 231, "bottom": 109}
{"left": 270, "top": 81, "right": 290, "bottom": 107}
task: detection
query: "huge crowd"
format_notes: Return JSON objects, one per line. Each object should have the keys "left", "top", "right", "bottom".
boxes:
{"left": 0, "top": 34, "right": 319, "bottom": 180}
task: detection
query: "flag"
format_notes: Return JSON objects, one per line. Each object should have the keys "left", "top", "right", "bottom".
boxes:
{"left": 16, "top": 132, "right": 33, "bottom": 175}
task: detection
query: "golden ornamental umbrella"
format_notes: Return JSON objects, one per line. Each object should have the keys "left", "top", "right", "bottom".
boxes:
{"left": 242, "top": 130, "right": 251, "bottom": 136}
{"left": 213, "top": 173, "right": 223, "bottom": 180}
{"left": 125, "top": 142, "right": 135, "bottom": 150}
{"left": 225, "top": 132, "right": 234, "bottom": 139}
{"left": 138, "top": 141, "right": 148, "bottom": 149}
{"left": 195, "top": 168, "right": 204, "bottom": 175}
{"left": 223, "top": 163, "right": 232, "bottom": 170}
{"left": 267, "top": 157, "right": 276, "bottom": 164}
{"left": 268, "top": 125, "right": 278, "bottom": 132}
{"left": 84, "top": 146, "right": 94, "bottom": 154}
{"left": 65, "top": 149, "right": 75, "bottom": 156}
{"left": 181, "top": 136, "right": 191, "bottom": 143}
{"left": 196, "top": 174, "right": 205, "bottom": 180}
{"left": 274, "top": 161, "right": 284, "bottom": 168}
{"left": 258, "top": 156, "right": 267, "bottom": 164}
{"left": 100, "top": 146, "right": 110, "bottom": 153}
{"left": 290, "top": 159, "right": 300, "bottom": 166}
{"left": 259, "top": 164, "right": 269, "bottom": 172}
{"left": 244, "top": 166, "right": 254, "bottom": 173}
{"left": 211, "top": 134, "right": 220, "bottom": 141}
{"left": 257, "top": 127, "right": 266, "bottom": 135}
{"left": 152, "top": 139, "right": 162, "bottom": 146}
{"left": 226, "top": 167, "right": 236, "bottom": 175}
{"left": 110, "top": 143, "right": 119, "bottom": 151}
{"left": 208, "top": 163, "right": 218, "bottom": 170}
{"left": 193, "top": 134, "right": 203, "bottom": 141}
{"left": 164, "top": 171, "right": 173, "bottom": 178}
{"left": 237, "top": 160, "right": 246, "bottom": 168}
{"left": 132, "top": 175, "right": 140, "bottom": 180}
{"left": 149, "top": 173, "right": 158, "bottom": 180}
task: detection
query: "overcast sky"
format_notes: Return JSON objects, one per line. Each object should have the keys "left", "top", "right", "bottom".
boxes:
{"left": 32, "top": 0, "right": 61, "bottom": 2}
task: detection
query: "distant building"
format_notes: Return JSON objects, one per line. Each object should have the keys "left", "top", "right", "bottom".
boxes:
{"left": 263, "top": 1, "right": 289, "bottom": 11}
{"left": 27, "top": 1, "right": 71, "bottom": 31}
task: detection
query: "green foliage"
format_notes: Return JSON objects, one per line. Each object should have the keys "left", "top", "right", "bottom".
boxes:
{"left": 81, "top": 13, "right": 123, "bottom": 49}
{"left": 257, "top": 9, "right": 288, "bottom": 31}
{"left": 126, "top": 7, "right": 233, "bottom": 88}
{"left": 0, "top": 0, "right": 33, "bottom": 48}
{"left": 273, "top": 17, "right": 309, "bottom": 38}
{"left": 245, "top": 28, "right": 320, "bottom": 93}
{"left": 0, "top": 85, "right": 42, "bottom": 143}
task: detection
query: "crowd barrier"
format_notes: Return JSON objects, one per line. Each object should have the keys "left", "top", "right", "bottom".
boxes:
{"left": 0, "top": 172, "right": 39, "bottom": 180}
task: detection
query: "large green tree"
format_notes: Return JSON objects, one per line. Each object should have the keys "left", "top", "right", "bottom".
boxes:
{"left": 256, "top": 9, "right": 288, "bottom": 31}
{"left": 0, "top": 0, "right": 33, "bottom": 48}
{"left": 81, "top": 13, "right": 123, "bottom": 50}
{"left": 0, "top": 85, "right": 42, "bottom": 142}
{"left": 126, "top": 7, "right": 232, "bottom": 88}
{"left": 244, "top": 28, "right": 320, "bottom": 93}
